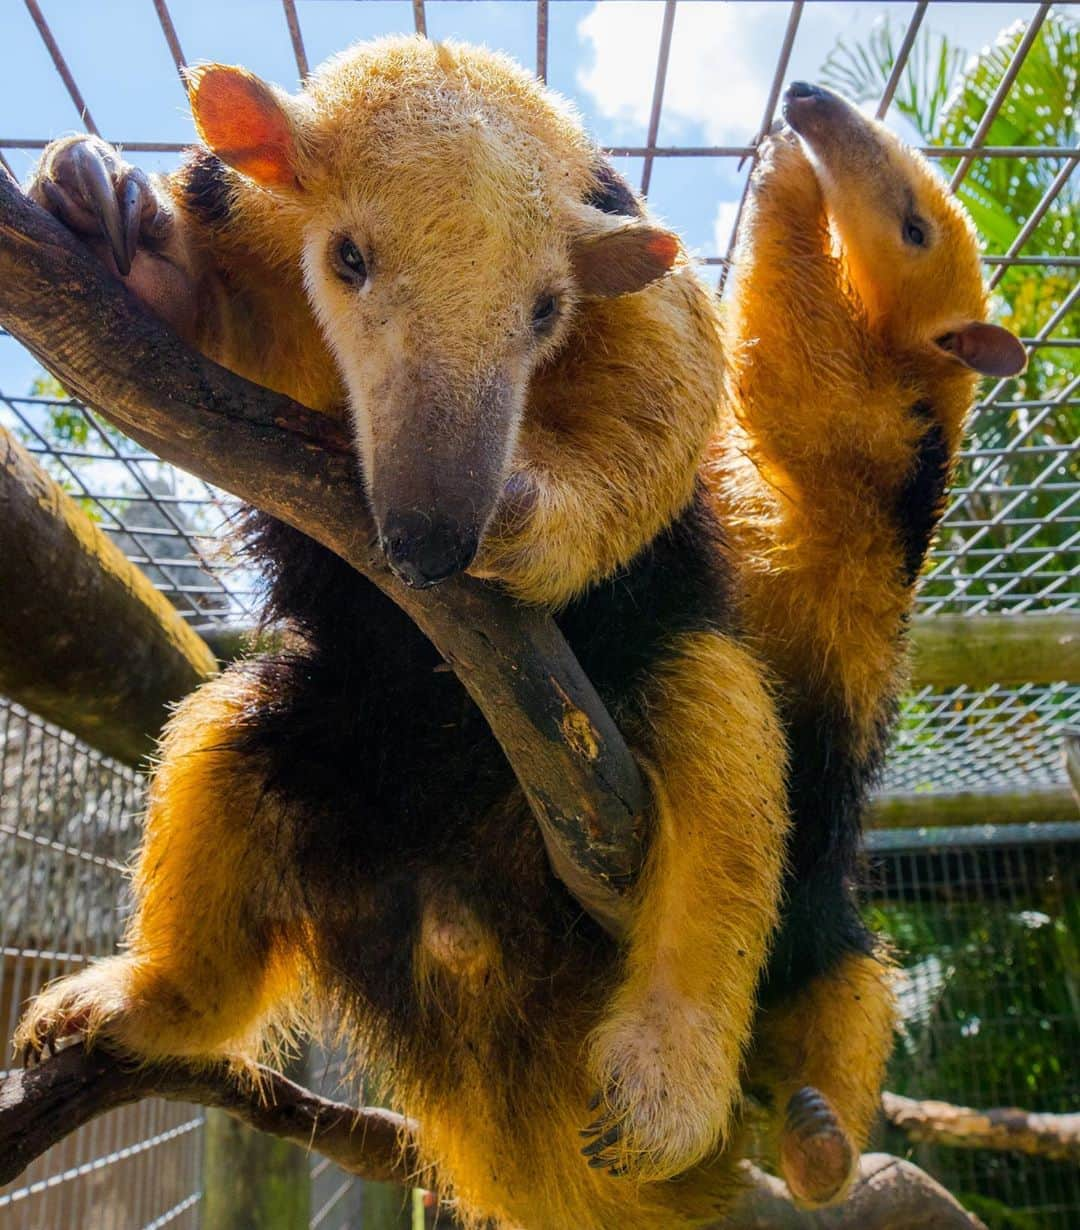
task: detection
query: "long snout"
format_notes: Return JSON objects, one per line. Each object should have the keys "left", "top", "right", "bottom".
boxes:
{"left": 782, "top": 81, "right": 877, "bottom": 161}
{"left": 367, "top": 372, "right": 520, "bottom": 590}
{"left": 380, "top": 509, "right": 479, "bottom": 589}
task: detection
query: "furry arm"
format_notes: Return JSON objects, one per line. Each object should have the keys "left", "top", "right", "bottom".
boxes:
{"left": 0, "top": 165, "right": 647, "bottom": 938}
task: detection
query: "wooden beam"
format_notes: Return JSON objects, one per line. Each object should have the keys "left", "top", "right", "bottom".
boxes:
{"left": 0, "top": 424, "right": 217, "bottom": 764}
{"left": 909, "top": 613, "right": 1079, "bottom": 689}
{"left": 869, "top": 784, "right": 1077, "bottom": 829}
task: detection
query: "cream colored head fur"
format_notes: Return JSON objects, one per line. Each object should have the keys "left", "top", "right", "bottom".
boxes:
{"left": 186, "top": 37, "right": 688, "bottom": 592}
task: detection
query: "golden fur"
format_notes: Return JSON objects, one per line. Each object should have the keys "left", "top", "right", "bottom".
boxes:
{"left": 20, "top": 54, "right": 1023, "bottom": 1229}
{"left": 708, "top": 98, "right": 1022, "bottom": 1187}
{"left": 19, "top": 38, "right": 782, "bottom": 1230}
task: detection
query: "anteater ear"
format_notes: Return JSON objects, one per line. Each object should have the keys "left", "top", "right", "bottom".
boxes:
{"left": 571, "top": 220, "right": 680, "bottom": 297}
{"left": 187, "top": 64, "right": 302, "bottom": 190}
{"left": 935, "top": 323, "right": 1027, "bottom": 378}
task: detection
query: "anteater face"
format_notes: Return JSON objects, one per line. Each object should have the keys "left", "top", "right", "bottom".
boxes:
{"left": 782, "top": 82, "right": 1025, "bottom": 379}
{"left": 189, "top": 38, "right": 679, "bottom": 588}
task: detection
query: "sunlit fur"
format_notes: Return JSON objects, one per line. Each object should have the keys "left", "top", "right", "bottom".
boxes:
{"left": 707, "top": 118, "right": 995, "bottom": 1178}
{"left": 171, "top": 37, "right": 723, "bottom": 604}
{"left": 17, "top": 38, "right": 789, "bottom": 1230}
{"left": 17, "top": 672, "right": 309, "bottom": 1069}
{"left": 709, "top": 126, "right": 985, "bottom": 738}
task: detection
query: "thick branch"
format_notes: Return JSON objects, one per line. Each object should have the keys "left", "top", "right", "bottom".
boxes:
{"left": 883, "top": 1092, "right": 1080, "bottom": 1165}
{"left": 0, "top": 423, "right": 217, "bottom": 763}
{"left": 0, "top": 1044, "right": 417, "bottom": 1189}
{"left": 0, "top": 1049, "right": 983, "bottom": 1228}
{"left": 0, "top": 168, "right": 648, "bottom": 935}
{"left": 724, "top": 1154, "right": 984, "bottom": 1229}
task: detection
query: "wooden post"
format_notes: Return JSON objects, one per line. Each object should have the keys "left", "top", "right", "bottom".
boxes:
{"left": 203, "top": 1111, "right": 311, "bottom": 1230}
{"left": 201, "top": 1048, "right": 314, "bottom": 1230}
{"left": 869, "top": 784, "right": 1078, "bottom": 829}
{"left": 0, "top": 424, "right": 217, "bottom": 764}
{"left": 909, "top": 612, "right": 1079, "bottom": 689}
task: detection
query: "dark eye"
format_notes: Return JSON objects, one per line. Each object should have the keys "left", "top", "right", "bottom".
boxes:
{"left": 334, "top": 237, "right": 368, "bottom": 284}
{"left": 531, "top": 294, "right": 559, "bottom": 333}
{"left": 903, "top": 217, "right": 927, "bottom": 247}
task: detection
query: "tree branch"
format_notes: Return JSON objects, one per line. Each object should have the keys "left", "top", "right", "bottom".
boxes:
{"left": 0, "top": 423, "right": 218, "bottom": 763}
{"left": 0, "top": 166, "right": 648, "bottom": 936}
{"left": 883, "top": 1091, "right": 1080, "bottom": 1165}
{"left": 0, "top": 1048, "right": 984, "bottom": 1228}
{"left": 725, "top": 1155, "right": 985, "bottom": 1230}
{"left": 0, "top": 1044, "right": 417, "bottom": 1189}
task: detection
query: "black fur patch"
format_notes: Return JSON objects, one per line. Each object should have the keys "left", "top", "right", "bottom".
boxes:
{"left": 584, "top": 159, "right": 644, "bottom": 218}
{"left": 229, "top": 487, "right": 731, "bottom": 1041}
{"left": 180, "top": 147, "right": 232, "bottom": 227}
{"left": 758, "top": 694, "right": 889, "bottom": 1004}
{"left": 895, "top": 401, "right": 950, "bottom": 587}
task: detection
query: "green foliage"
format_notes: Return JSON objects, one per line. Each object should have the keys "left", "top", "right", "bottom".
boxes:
{"left": 821, "top": 20, "right": 964, "bottom": 134}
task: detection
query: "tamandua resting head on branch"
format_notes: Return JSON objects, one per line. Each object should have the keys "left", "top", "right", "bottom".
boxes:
{"left": 28, "top": 37, "right": 710, "bottom": 606}
{"left": 20, "top": 38, "right": 773, "bottom": 1230}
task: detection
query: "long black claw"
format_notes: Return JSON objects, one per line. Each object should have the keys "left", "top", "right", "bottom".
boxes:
{"left": 120, "top": 175, "right": 145, "bottom": 274}
{"left": 580, "top": 1113, "right": 613, "bottom": 1138}
{"left": 581, "top": 1124, "right": 622, "bottom": 1158}
{"left": 586, "top": 1089, "right": 603, "bottom": 1113}
{"left": 71, "top": 141, "right": 129, "bottom": 276}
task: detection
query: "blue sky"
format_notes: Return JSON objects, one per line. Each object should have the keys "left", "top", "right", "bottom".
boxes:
{"left": 0, "top": 1, "right": 1038, "bottom": 395}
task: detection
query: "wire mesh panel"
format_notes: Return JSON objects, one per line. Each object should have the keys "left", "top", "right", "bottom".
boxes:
{"left": 869, "top": 832, "right": 1080, "bottom": 1230}
{"left": 0, "top": 698, "right": 203, "bottom": 1230}
{"left": 0, "top": 1, "right": 1077, "bottom": 1227}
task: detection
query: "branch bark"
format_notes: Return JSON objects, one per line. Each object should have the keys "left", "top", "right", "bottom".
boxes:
{"left": 725, "top": 1155, "right": 984, "bottom": 1230}
{"left": 0, "top": 1044, "right": 417, "bottom": 1190}
{"left": 882, "top": 1091, "right": 1080, "bottom": 1165}
{"left": 0, "top": 166, "right": 648, "bottom": 936}
{"left": 0, "top": 1048, "right": 984, "bottom": 1229}
{"left": 0, "top": 423, "right": 218, "bottom": 763}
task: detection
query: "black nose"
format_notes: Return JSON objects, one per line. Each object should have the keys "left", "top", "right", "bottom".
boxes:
{"left": 380, "top": 511, "right": 478, "bottom": 589}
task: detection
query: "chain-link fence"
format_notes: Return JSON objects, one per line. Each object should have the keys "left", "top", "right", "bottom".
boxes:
{"left": 0, "top": 700, "right": 202, "bottom": 1230}
{"left": 868, "top": 828, "right": 1080, "bottom": 1230}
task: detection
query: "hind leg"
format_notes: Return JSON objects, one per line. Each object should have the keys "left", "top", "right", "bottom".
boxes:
{"left": 581, "top": 632, "right": 788, "bottom": 1181}
{"left": 16, "top": 670, "right": 305, "bottom": 1066}
{"left": 749, "top": 952, "right": 895, "bottom": 1207}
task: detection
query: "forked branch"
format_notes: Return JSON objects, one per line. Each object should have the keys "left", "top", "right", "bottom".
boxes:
{"left": 0, "top": 1046, "right": 984, "bottom": 1228}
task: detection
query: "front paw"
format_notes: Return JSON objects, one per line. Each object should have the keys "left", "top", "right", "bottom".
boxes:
{"left": 581, "top": 993, "right": 742, "bottom": 1181}
{"left": 28, "top": 135, "right": 171, "bottom": 277}
{"left": 14, "top": 959, "right": 134, "bottom": 1065}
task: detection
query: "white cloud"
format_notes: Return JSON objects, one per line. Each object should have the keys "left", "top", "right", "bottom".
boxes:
{"left": 577, "top": 2, "right": 852, "bottom": 146}
{"left": 576, "top": 2, "right": 1035, "bottom": 146}
{"left": 713, "top": 198, "right": 742, "bottom": 256}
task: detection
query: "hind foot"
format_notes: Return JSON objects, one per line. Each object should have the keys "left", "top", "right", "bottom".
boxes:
{"left": 581, "top": 991, "right": 740, "bottom": 1181}
{"left": 779, "top": 1086, "right": 857, "bottom": 1208}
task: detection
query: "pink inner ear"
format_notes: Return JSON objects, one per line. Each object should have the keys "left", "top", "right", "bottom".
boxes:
{"left": 937, "top": 323, "right": 1028, "bottom": 379}
{"left": 191, "top": 67, "right": 298, "bottom": 189}
{"left": 645, "top": 231, "right": 680, "bottom": 272}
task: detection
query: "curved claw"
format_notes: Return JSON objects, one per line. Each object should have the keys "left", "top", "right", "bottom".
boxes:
{"left": 119, "top": 173, "right": 147, "bottom": 274}
{"left": 69, "top": 140, "right": 131, "bottom": 276}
